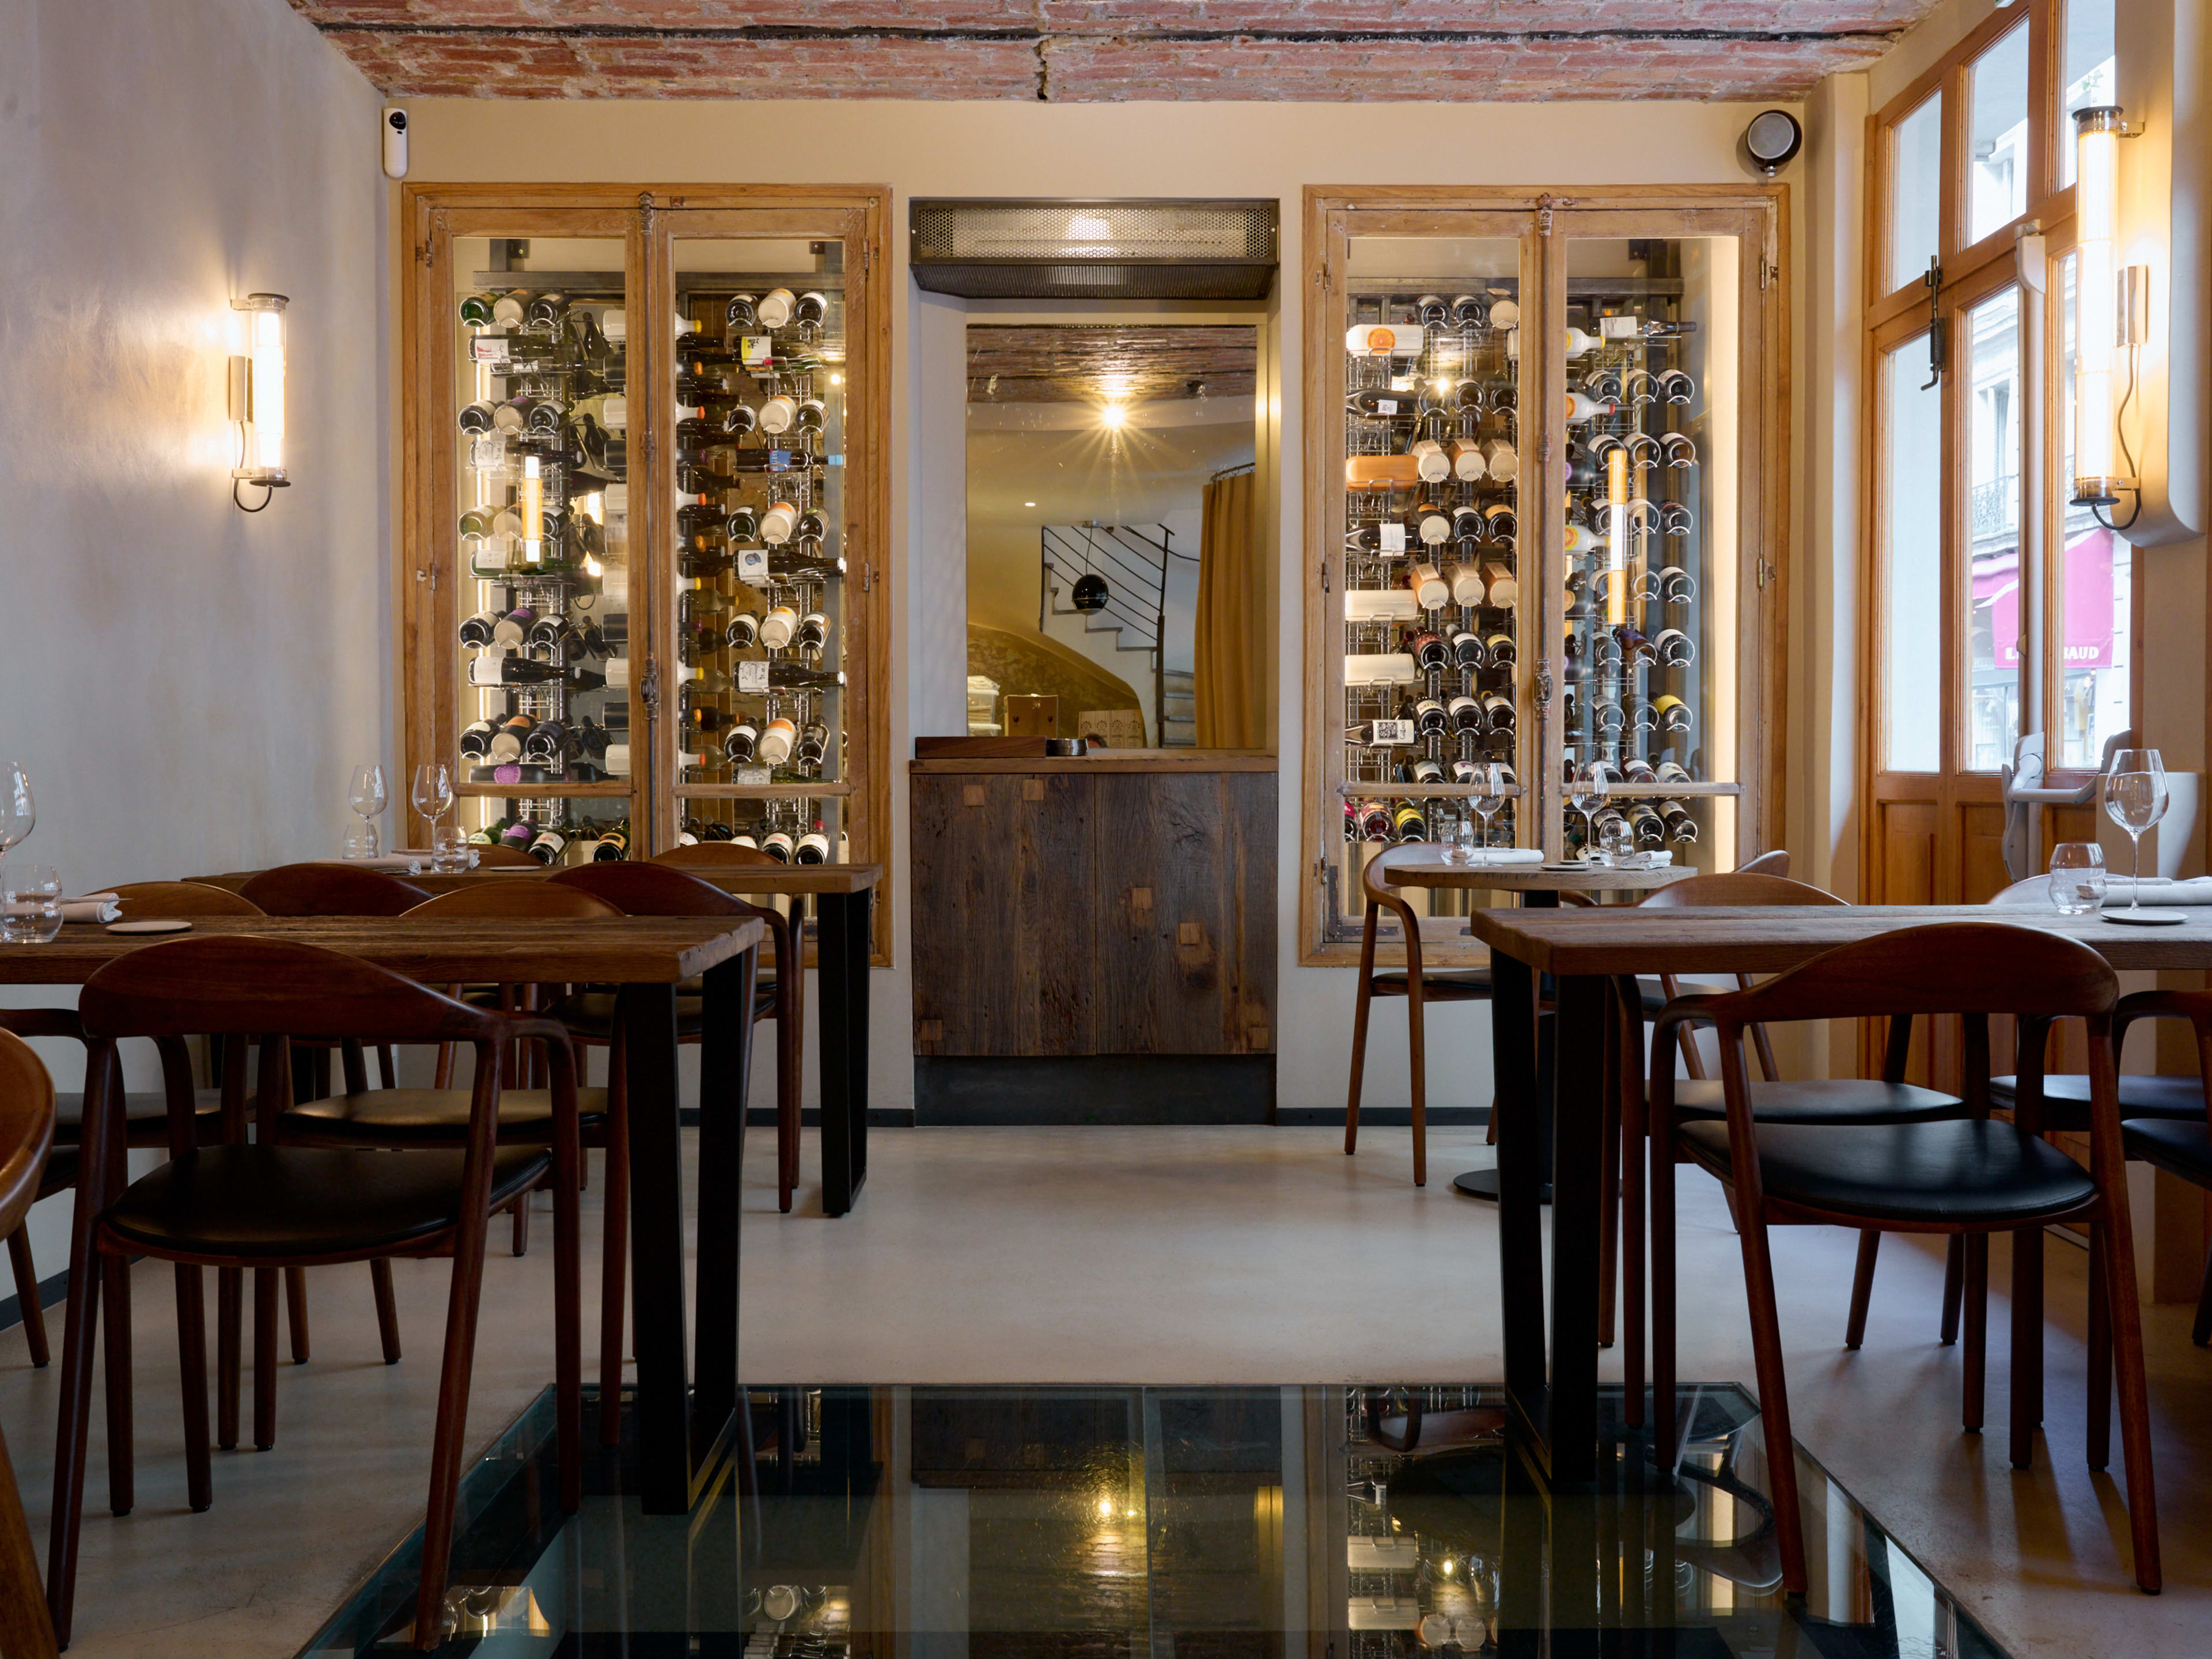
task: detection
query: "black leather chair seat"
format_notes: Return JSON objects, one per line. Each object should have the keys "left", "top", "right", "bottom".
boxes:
{"left": 280, "top": 1086, "right": 611, "bottom": 1145}
{"left": 1369, "top": 969, "right": 1493, "bottom": 1001}
{"left": 553, "top": 981, "right": 775, "bottom": 1038}
{"left": 52, "top": 1090, "right": 224, "bottom": 1144}
{"left": 2122, "top": 1118, "right": 2212, "bottom": 1184}
{"left": 1670, "top": 1078, "right": 1964, "bottom": 1124}
{"left": 1990, "top": 1071, "right": 2204, "bottom": 1126}
{"left": 102, "top": 1145, "right": 550, "bottom": 1260}
{"left": 1677, "top": 1119, "right": 2096, "bottom": 1224}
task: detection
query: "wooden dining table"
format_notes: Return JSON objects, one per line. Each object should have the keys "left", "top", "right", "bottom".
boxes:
{"left": 1461, "top": 901, "right": 2212, "bottom": 1488}
{"left": 2, "top": 910, "right": 762, "bottom": 1600}
{"left": 196, "top": 861, "right": 883, "bottom": 1217}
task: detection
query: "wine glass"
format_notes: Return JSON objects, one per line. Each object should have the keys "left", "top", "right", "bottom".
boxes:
{"left": 1566, "top": 763, "right": 1608, "bottom": 861}
{"left": 1472, "top": 765, "right": 1508, "bottom": 850}
{"left": 0, "top": 762, "right": 33, "bottom": 868}
{"left": 347, "top": 763, "right": 388, "bottom": 859}
{"left": 2103, "top": 749, "right": 2168, "bottom": 912}
{"left": 410, "top": 762, "right": 454, "bottom": 846}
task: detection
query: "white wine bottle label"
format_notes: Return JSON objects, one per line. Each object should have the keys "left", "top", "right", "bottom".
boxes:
{"left": 1410, "top": 440, "right": 1452, "bottom": 484}
{"left": 1368, "top": 718, "right": 1414, "bottom": 747}
{"left": 1416, "top": 507, "right": 1451, "bottom": 546}
{"left": 1447, "top": 564, "right": 1486, "bottom": 607}
{"left": 760, "top": 503, "right": 800, "bottom": 544}
{"left": 1377, "top": 521, "right": 1407, "bottom": 554}
{"left": 1344, "top": 589, "right": 1419, "bottom": 622}
{"left": 605, "top": 656, "right": 630, "bottom": 689}
{"left": 1343, "top": 652, "right": 1418, "bottom": 685}
{"left": 757, "top": 289, "right": 796, "bottom": 329}
{"left": 759, "top": 396, "right": 798, "bottom": 434}
{"left": 759, "top": 605, "right": 800, "bottom": 649}
{"left": 737, "top": 660, "right": 771, "bottom": 693}
{"left": 1344, "top": 323, "right": 1423, "bottom": 357}
{"left": 1411, "top": 562, "right": 1449, "bottom": 609}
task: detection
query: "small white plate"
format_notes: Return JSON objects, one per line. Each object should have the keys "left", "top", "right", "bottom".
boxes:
{"left": 105, "top": 918, "right": 192, "bottom": 935}
{"left": 2104, "top": 909, "right": 2189, "bottom": 927}
{"left": 1540, "top": 862, "right": 1587, "bottom": 873}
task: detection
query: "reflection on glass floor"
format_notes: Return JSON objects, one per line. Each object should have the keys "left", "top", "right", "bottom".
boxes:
{"left": 301, "top": 1384, "right": 2010, "bottom": 1658}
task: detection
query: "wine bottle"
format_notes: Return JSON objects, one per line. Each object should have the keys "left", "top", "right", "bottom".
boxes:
{"left": 1412, "top": 500, "right": 1452, "bottom": 546}
{"left": 1444, "top": 563, "right": 1485, "bottom": 608}
{"left": 1448, "top": 692, "right": 1482, "bottom": 732}
{"left": 1411, "top": 563, "right": 1449, "bottom": 611}
{"left": 1479, "top": 438, "right": 1518, "bottom": 482}
{"left": 459, "top": 610, "right": 501, "bottom": 647}
{"left": 796, "top": 721, "right": 830, "bottom": 766}
{"left": 1483, "top": 630, "right": 1517, "bottom": 668}
{"left": 1481, "top": 692, "right": 1517, "bottom": 733}
{"left": 1450, "top": 293, "right": 1490, "bottom": 327}
{"left": 761, "top": 829, "right": 797, "bottom": 863}
{"left": 523, "top": 719, "right": 570, "bottom": 762}
{"left": 1660, "top": 565, "right": 1697, "bottom": 603}
{"left": 752, "top": 661, "right": 847, "bottom": 692}
{"left": 1392, "top": 802, "right": 1429, "bottom": 842}
{"left": 486, "top": 713, "right": 537, "bottom": 763}
{"left": 459, "top": 294, "right": 497, "bottom": 327}
{"left": 796, "top": 824, "right": 832, "bottom": 864}
{"left": 1613, "top": 624, "right": 1656, "bottom": 665}
{"left": 527, "top": 824, "right": 568, "bottom": 865}
{"left": 757, "top": 604, "right": 800, "bottom": 650}
{"left": 724, "top": 718, "right": 760, "bottom": 764}
{"left": 1403, "top": 757, "right": 1444, "bottom": 785}
{"left": 1655, "top": 760, "right": 1693, "bottom": 784}
{"left": 1357, "top": 800, "right": 1391, "bottom": 840}
{"left": 756, "top": 716, "right": 798, "bottom": 766}
{"left": 757, "top": 395, "right": 800, "bottom": 435}
{"left": 1344, "top": 454, "right": 1423, "bottom": 490}
{"left": 1449, "top": 627, "right": 1485, "bottom": 670}
{"left": 1565, "top": 391, "right": 1623, "bottom": 423}
{"left": 1446, "top": 438, "right": 1487, "bottom": 482}
{"left": 466, "top": 656, "right": 605, "bottom": 691}
{"left": 459, "top": 719, "right": 495, "bottom": 759}
{"left": 592, "top": 821, "right": 629, "bottom": 861}
{"left": 1654, "top": 694, "right": 1692, "bottom": 733}
{"left": 1628, "top": 804, "right": 1666, "bottom": 849}
{"left": 1654, "top": 627, "right": 1695, "bottom": 666}
{"left": 1661, "top": 800, "right": 1699, "bottom": 843}
{"left": 1412, "top": 695, "right": 1448, "bottom": 736}
{"left": 499, "top": 817, "right": 536, "bottom": 853}
{"left": 755, "top": 289, "right": 797, "bottom": 329}
{"left": 726, "top": 611, "right": 762, "bottom": 649}
{"left": 1347, "top": 389, "right": 1415, "bottom": 419}
{"left": 1408, "top": 438, "right": 1452, "bottom": 484}
{"left": 1483, "top": 564, "right": 1519, "bottom": 609}
{"left": 760, "top": 502, "right": 800, "bottom": 544}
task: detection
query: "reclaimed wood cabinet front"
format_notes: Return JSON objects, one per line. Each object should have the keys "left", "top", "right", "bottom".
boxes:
{"left": 910, "top": 764, "right": 1276, "bottom": 1057}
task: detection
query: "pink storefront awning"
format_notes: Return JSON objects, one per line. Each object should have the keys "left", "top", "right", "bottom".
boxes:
{"left": 1976, "top": 527, "right": 2115, "bottom": 671}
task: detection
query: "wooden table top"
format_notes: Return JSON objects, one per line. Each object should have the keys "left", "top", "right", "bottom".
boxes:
{"left": 194, "top": 861, "right": 883, "bottom": 897}
{"left": 1384, "top": 861, "right": 1699, "bottom": 893}
{"left": 0, "top": 914, "right": 763, "bottom": 987}
{"left": 1465, "top": 903, "right": 2212, "bottom": 976}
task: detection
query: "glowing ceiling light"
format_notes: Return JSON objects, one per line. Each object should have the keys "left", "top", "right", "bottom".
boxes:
{"left": 1100, "top": 403, "right": 1127, "bottom": 430}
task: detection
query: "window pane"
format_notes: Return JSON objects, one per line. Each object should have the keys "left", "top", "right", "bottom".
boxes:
{"left": 1884, "top": 339, "right": 1942, "bottom": 771}
{"left": 2056, "top": 251, "right": 2133, "bottom": 765}
{"left": 2061, "top": 0, "right": 2119, "bottom": 189}
{"left": 1969, "top": 24, "right": 2031, "bottom": 243}
{"left": 1890, "top": 93, "right": 1944, "bottom": 292}
{"left": 1966, "top": 286, "right": 2022, "bottom": 771}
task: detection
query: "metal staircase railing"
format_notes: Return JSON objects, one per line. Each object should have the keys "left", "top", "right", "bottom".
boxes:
{"left": 1040, "top": 522, "right": 1176, "bottom": 738}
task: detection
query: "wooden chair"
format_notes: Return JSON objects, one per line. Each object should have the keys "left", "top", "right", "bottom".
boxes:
{"left": 1609, "top": 873, "right": 1966, "bottom": 1400}
{"left": 1344, "top": 842, "right": 1495, "bottom": 1187}
{"left": 554, "top": 860, "right": 802, "bottom": 1210}
{"left": 1646, "top": 922, "right": 2158, "bottom": 1595}
{"left": 0, "top": 1031, "right": 59, "bottom": 1658}
{"left": 50, "top": 937, "right": 583, "bottom": 1649}
{"left": 237, "top": 862, "right": 431, "bottom": 918}
{"left": 277, "top": 881, "right": 634, "bottom": 1444}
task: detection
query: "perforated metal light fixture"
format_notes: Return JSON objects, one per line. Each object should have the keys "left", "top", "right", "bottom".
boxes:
{"left": 910, "top": 199, "right": 1278, "bottom": 300}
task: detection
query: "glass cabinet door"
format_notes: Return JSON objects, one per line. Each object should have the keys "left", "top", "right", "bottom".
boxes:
{"left": 1324, "top": 219, "right": 1533, "bottom": 945}
{"left": 1551, "top": 229, "right": 1747, "bottom": 861}
{"left": 650, "top": 213, "right": 870, "bottom": 864}
{"left": 444, "top": 219, "right": 642, "bottom": 861}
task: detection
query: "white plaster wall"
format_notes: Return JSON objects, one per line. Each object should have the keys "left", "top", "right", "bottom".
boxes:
{"left": 0, "top": 0, "right": 387, "bottom": 1277}
{"left": 399, "top": 98, "right": 1812, "bottom": 1121}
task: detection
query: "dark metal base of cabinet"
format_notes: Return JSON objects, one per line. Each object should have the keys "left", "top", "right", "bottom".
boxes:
{"left": 915, "top": 1056, "right": 1276, "bottom": 1126}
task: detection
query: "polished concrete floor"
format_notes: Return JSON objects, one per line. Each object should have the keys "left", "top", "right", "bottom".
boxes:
{"left": 3, "top": 1123, "right": 2207, "bottom": 1655}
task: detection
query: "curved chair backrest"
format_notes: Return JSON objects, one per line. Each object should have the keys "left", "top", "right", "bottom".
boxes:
{"left": 240, "top": 863, "right": 430, "bottom": 917}
{"left": 471, "top": 843, "right": 541, "bottom": 868}
{"left": 1700, "top": 922, "right": 2117, "bottom": 1025}
{"left": 0, "top": 1030, "right": 56, "bottom": 1238}
{"left": 550, "top": 861, "right": 750, "bottom": 918}
{"left": 1737, "top": 849, "right": 1791, "bottom": 878}
{"left": 1359, "top": 841, "right": 1453, "bottom": 904}
{"left": 1987, "top": 876, "right": 2054, "bottom": 907}
{"left": 81, "top": 937, "right": 495, "bottom": 1044}
{"left": 104, "top": 881, "right": 266, "bottom": 918}
{"left": 653, "top": 842, "right": 779, "bottom": 869}
{"left": 406, "top": 884, "right": 623, "bottom": 921}
{"left": 1641, "top": 873, "right": 1847, "bottom": 909}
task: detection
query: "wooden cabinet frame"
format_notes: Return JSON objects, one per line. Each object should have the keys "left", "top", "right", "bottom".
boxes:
{"left": 1298, "top": 185, "right": 1790, "bottom": 967}
{"left": 400, "top": 183, "right": 893, "bottom": 964}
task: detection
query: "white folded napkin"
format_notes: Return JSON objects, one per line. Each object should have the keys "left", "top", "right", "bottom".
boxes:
{"left": 334, "top": 854, "right": 426, "bottom": 874}
{"left": 5, "top": 893, "right": 119, "bottom": 923}
{"left": 1461, "top": 848, "right": 1544, "bottom": 866}
{"left": 2101, "top": 876, "right": 2212, "bottom": 906}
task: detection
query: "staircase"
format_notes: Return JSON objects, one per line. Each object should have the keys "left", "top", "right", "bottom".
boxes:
{"left": 1040, "top": 522, "right": 1179, "bottom": 744}
{"left": 1160, "top": 668, "right": 1196, "bottom": 746}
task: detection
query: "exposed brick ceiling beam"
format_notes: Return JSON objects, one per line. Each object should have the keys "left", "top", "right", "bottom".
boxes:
{"left": 290, "top": 2, "right": 1934, "bottom": 100}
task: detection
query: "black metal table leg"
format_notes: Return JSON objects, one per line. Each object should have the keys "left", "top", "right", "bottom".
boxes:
{"left": 1492, "top": 950, "right": 1548, "bottom": 1432}
{"left": 1546, "top": 973, "right": 1609, "bottom": 1486}
{"left": 694, "top": 944, "right": 756, "bottom": 1474}
{"left": 1456, "top": 888, "right": 1559, "bottom": 1202}
{"left": 619, "top": 980, "right": 690, "bottom": 1514}
{"left": 817, "top": 889, "right": 871, "bottom": 1217}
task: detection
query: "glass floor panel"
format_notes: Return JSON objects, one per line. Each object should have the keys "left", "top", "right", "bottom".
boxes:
{"left": 301, "top": 1384, "right": 2011, "bottom": 1658}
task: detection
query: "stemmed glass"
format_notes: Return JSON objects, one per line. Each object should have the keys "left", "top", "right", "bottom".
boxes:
{"left": 347, "top": 763, "right": 388, "bottom": 859}
{"left": 2103, "top": 749, "right": 2169, "bottom": 919}
{"left": 1472, "top": 764, "right": 1508, "bottom": 850}
{"left": 0, "top": 762, "right": 32, "bottom": 870}
{"left": 410, "top": 762, "right": 454, "bottom": 847}
{"left": 1567, "top": 763, "right": 1608, "bottom": 861}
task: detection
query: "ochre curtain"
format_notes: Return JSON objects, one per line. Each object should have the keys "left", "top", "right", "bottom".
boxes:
{"left": 1194, "top": 469, "right": 1264, "bottom": 748}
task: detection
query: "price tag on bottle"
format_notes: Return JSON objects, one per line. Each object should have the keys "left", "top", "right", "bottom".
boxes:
{"left": 737, "top": 548, "right": 769, "bottom": 581}
{"left": 1378, "top": 522, "right": 1407, "bottom": 554}
{"left": 737, "top": 660, "right": 771, "bottom": 694}
{"left": 1370, "top": 719, "right": 1415, "bottom": 747}
{"left": 470, "top": 336, "right": 512, "bottom": 365}
{"left": 740, "top": 336, "right": 773, "bottom": 369}
{"left": 766, "top": 450, "right": 794, "bottom": 472}
{"left": 1373, "top": 399, "right": 1399, "bottom": 415}
{"left": 737, "top": 766, "right": 771, "bottom": 786}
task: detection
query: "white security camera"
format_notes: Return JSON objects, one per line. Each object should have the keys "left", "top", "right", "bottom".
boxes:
{"left": 382, "top": 108, "right": 409, "bottom": 180}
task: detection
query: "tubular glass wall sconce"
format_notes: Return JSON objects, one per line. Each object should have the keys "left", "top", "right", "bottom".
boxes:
{"left": 2070, "top": 107, "right": 2148, "bottom": 529}
{"left": 229, "top": 292, "right": 289, "bottom": 510}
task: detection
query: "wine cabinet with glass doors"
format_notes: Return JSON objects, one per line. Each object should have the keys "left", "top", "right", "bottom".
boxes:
{"left": 1301, "top": 188, "right": 1787, "bottom": 964}
{"left": 402, "top": 185, "right": 891, "bottom": 961}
